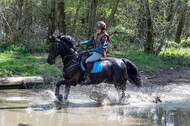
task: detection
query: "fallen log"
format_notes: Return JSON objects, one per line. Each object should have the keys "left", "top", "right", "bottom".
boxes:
{"left": 0, "top": 76, "right": 44, "bottom": 86}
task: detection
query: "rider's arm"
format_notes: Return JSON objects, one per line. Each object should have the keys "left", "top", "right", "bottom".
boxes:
{"left": 81, "top": 37, "right": 94, "bottom": 45}
{"left": 90, "top": 44, "right": 103, "bottom": 52}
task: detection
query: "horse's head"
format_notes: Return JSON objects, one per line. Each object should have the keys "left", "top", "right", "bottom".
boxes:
{"left": 47, "top": 35, "right": 77, "bottom": 65}
{"left": 47, "top": 36, "right": 63, "bottom": 65}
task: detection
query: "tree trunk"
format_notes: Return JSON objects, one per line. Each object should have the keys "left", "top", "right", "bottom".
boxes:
{"left": 41, "top": 0, "right": 48, "bottom": 28}
{"left": 106, "top": 0, "right": 120, "bottom": 29}
{"left": 17, "top": 0, "right": 24, "bottom": 30}
{"left": 166, "top": 0, "right": 175, "bottom": 22}
{"left": 48, "top": 0, "right": 56, "bottom": 36}
{"left": 23, "top": 0, "right": 32, "bottom": 34}
{"left": 144, "top": 0, "right": 154, "bottom": 53}
{"left": 58, "top": 0, "right": 66, "bottom": 34}
{"left": 71, "top": 0, "right": 82, "bottom": 34}
{"left": 88, "top": 0, "right": 98, "bottom": 38}
{"left": 175, "top": 0, "right": 188, "bottom": 43}
{"left": 12, "top": 0, "right": 24, "bottom": 43}
{"left": 185, "top": 16, "right": 190, "bottom": 39}
{"left": 136, "top": 0, "right": 146, "bottom": 43}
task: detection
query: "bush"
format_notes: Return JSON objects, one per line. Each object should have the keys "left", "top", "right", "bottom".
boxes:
{"left": 181, "top": 37, "right": 190, "bottom": 47}
{"left": 109, "top": 26, "right": 134, "bottom": 43}
{"left": 108, "top": 26, "right": 135, "bottom": 51}
{"left": 35, "top": 45, "right": 49, "bottom": 53}
{"left": 165, "top": 41, "right": 180, "bottom": 48}
{"left": 0, "top": 42, "right": 10, "bottom": 52}
{"left": 0, "top": 42, "right": 29, "bottom": 54}
{"left": 0, "top": 40, "right": 48, "bottom": 54}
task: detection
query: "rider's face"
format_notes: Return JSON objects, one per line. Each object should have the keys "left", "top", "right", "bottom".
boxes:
{"left": 96, "top": 28, "right": 101, "bottom": 34}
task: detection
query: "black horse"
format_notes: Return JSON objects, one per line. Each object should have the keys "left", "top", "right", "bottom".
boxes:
{"left": 47, "top": 35, "right": 142, "bottom": 103}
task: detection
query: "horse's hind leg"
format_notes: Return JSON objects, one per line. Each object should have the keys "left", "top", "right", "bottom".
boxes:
{"left": 114, "top": 82, "right": 126, "bottom": 104}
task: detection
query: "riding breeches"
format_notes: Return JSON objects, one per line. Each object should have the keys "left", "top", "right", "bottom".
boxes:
{"left": 85, "top": 52, "right": 102, "bottom": 63}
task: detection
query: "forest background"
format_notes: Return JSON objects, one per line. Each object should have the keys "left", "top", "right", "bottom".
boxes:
{"left": 0, "top": 0, "right": 189, "bottom": 78}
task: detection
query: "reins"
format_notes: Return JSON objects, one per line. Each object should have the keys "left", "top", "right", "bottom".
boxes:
{"left": 62, "top": 51, "right": 84, "bottom": 72}
{"left": 50, "top": 40, "right": 84, "bottom": 72}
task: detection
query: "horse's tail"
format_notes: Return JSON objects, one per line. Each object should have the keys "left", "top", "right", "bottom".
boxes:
{"left": 122, "top": 58, "right": 142, "bottom": 87}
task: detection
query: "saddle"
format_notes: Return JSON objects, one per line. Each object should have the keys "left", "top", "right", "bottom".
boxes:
{"left": 80, "top": 52, "right": 102, "bottom": 73}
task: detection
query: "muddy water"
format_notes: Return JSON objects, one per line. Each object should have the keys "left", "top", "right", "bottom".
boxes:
{"left": 0, "top": 83, "right": 190, "bottom": 126}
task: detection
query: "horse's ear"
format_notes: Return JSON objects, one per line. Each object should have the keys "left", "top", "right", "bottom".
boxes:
{"left": 57, "top": 34, "right": 62, "bottom": 39}
{"left": 47, "top": 36, "right": 51, "bottom": 42}
{"left": 47, "top": 35, "right": 57, "bottom": 43}
{"left": 47, "top": 36, "right": 53, "bottom": 43}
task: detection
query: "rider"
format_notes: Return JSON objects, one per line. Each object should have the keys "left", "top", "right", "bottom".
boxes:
{"left": 77, "top": 21, "right": 109, "bottom": 84}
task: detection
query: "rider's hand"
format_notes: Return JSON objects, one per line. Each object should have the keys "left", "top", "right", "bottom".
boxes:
{"left": 86, "top": 50, "right": 90, "bottom": 53}
{"left": 76, "top": 42, "right": 82, "bottom": 47}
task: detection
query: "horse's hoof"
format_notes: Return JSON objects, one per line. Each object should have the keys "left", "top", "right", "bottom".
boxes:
{"left": 56, "top": 94, "right": 63, "bottom": 102}
{"left": 118, "top": 96, "right": 129, "bottom": 105}
{"left": 59, "top": 99, "right": 68, "bottom": 105}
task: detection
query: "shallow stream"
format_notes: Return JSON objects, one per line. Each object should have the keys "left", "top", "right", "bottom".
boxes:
{"left": 0, "top": 83, "right": 190, "bottom": 126}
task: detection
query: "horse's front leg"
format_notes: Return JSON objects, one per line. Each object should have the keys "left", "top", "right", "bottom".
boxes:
{"left": 55, "top": 80, "right": 65, "bottom": 101}
{"left": 55, "top": 79, "right": 76, "bottom": 102}
{"left": 55, "top": 80, "right": 64, "bottom": 95}
{"left": 63, "top": 85, "right": 70, "bottom": 101}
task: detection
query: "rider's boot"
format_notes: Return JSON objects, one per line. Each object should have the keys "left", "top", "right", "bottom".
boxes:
{"left": 83, "top": 62, "right": 91, "bottom": 84}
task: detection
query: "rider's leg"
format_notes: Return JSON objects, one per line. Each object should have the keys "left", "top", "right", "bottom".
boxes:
{"left": 83, "top": 62, "right": 91, "bottom": 84}
{"left": 85, "top": 52, "right": 102, "bottom": 63}
{"left": 83, "top": 52, "right": 102, "bottom": 84}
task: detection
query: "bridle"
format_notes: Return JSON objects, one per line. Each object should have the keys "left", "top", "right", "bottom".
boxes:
{"left": 50, "top": 41, "right": 78, "bottom": 58}
{"left": 50, "top": 41, "right": 82, "bottom": 72}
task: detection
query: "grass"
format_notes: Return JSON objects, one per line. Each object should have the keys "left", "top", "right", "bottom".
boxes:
{"left": 0, "top": 52, "right": 62, "bottom": 77}
{"left": 109, "top": 50, "right": 168, "bottom": 71}
{"left": 159, "top": 47, "right": 190, "bottom": 67}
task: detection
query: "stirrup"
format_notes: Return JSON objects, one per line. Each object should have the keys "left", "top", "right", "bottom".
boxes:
{"left": 83, "top": 76, "right": 91, "bottom": 84}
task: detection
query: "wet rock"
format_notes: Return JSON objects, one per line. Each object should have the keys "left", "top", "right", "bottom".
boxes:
{"left": 155, "top": 96, "right": 162, "bottom": 104}
{"left": 18, "top": 123, "right": 33, "bottom": 126}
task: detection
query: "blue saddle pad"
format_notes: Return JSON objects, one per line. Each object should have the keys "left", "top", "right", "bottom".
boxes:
{"left": 80, "top": 61, "right": 102, "bottom": 73}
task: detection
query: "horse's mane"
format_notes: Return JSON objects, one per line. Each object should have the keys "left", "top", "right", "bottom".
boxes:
{"left": 57, "top": 35, "right": 77, "bottom": 51}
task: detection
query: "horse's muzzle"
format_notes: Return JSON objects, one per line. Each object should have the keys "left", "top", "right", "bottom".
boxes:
{"left": 47, "top": 58, "right": 55, "bottom": 65}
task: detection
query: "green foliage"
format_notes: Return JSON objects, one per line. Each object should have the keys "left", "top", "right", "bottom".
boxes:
{"left": 108, "top": 26, "right": 134, "bottom": 51}
{"left": 159, "top": 42, "right": 190, "bottom": 67}
{"left": 0, "top": 42, "right": 61, "bottom": 77}
{"left": 0, "top": 40, "right": 48, "bottom": 54}
{"left": 0, "top": 42, "right": 11, "bottom": 52}
{"left": 0, "top": 42, "right": 28, "bottom": 53}
{"left": 21, "top": 34, "right": 49, "bottom": 53}
{"left": 35, "top": 45, "right": 49, "bottom": 53}
{"left": 181, "top": 37, "right": 190, "bottom": 47}
{"left": 165, "top": 41, "right": 180, "bottom": 48}
{"left": 0, "top": 52, "right": 62, "bottom": 77}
